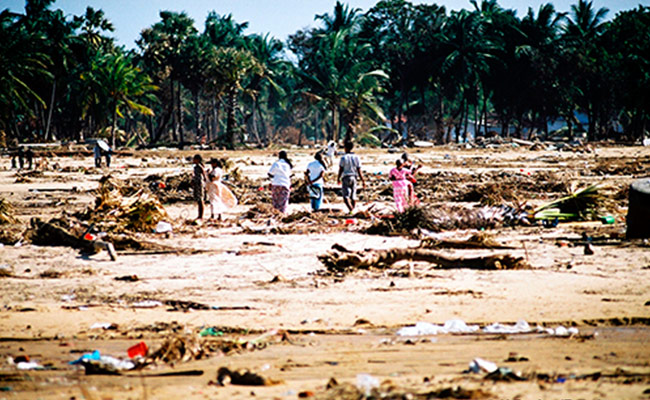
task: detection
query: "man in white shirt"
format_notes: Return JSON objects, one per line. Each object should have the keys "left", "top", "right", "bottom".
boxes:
{"left": 305, "top": 152, "right": 326, "bottom": 211}
{"left": 337, "top": 141, "right": 365, "bottom": 213}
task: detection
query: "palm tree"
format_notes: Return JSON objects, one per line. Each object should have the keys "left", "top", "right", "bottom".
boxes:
{"left": 0, "top": 9, "right": 52, "bottom": 139}
{"left": 244, "top": 33, "right": 288, "bottom": 145}
{"left": 204, "top": 47, "right": 261, "bottom": 149}
{"left": 562, "top": 0, "right": 609, "bottom": 139}
{"left": 83, "top": 52, "right": 156, "bottom": 147}
{"left": 138, "top": 11, "right": 197, "bottom": 144}
{"left": 441, "top": 9, "right": 498, "bottom": 141}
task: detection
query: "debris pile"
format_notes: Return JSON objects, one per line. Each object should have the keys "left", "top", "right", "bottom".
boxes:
{"left": 532, "top": 184, "right": 604, "bottom": 222}
{"left": 366, "top": 205, "right": 529, "bottom": 236}
{"left": 0, "top": 197, "right": 18, "bottom": 225}
{"left": 320, "top": 377, "right": 490, "bottom": 400}
{"left": 91, "top": 175, "right": 168, "bottom": 233}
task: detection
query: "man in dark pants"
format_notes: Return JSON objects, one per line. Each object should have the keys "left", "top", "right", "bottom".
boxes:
{"left": 337, "top": 141, "right": 365, "bottom": 213}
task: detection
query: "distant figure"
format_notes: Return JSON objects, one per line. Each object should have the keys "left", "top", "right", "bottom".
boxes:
{"left": 94, "top": 139, "right": 112, "bottom": 168}
{"left": 324, "top": 141, "right": 337, "bottom": 169}
{"left": 268, "top": 150, "right": 293, "bottom": 213}
{"left": 24, "top": 148, "right": 34, "bottom": 169}
{"left": 389, "top": 159, "right": 415, "bottom": 212}
{"left": 206, "top": 158, "right": 238, "bottom": 220}
{"left": 13, "top": 147, "right": 25, "bottom": 169}
{"left": 337, "top": 141, "right": 365, "bottom": 213}
{"left": 192, "top": 154, "right": 207, "bottom": 220}
{"left": 305, "top": 152, "right": 326, "bottom": 211}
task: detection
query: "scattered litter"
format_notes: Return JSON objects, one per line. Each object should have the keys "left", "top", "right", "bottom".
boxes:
{"left": 356, "top": 373, "right": 380, "bottom": 395}
{"left": 540, "top": 326, "right": 579, "bottom": 336}
{"left": 199, "top": 327, "right": 224, "bottom": 337}
{"left": 397, "top": 319, "right": 580, "bottom": 337}
{"left": 484, "top": 367, "right": 527, "bottom": 381}
{"left": 16, "top": 361, "right": 44, "bottom": 371}
{"left": 483, "top": 320, "right": 531, "bottom": 334}
{"left": 214, "top": 367, "right": 283, "bottom": 386}
{"left": 127, "top": 341, "right": 148, "bottom": 358}
{"left": 90, "top": 322, "right": 118, "bottom": 330}
{"left": 70, "top": 350, "right": 135, "bottom": 374}
{"left": 397, "top": 319, "right": 479, "bottom": 336}
{"left": 155, "top": 221, "right": 173, "bottom": 233}
{"left": 115, "top": 274, "right": 139, "bottom": 282}
{"left": 131, "top": 300, "right": 163, "bottom": 308}
{"left": 0, "top": 264, "right": 13, "bottom": 277}
{"left": 468, "top": 358, "right": 498, "bottom": 373}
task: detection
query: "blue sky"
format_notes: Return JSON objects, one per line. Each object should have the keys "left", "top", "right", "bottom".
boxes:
{"left": 2, "top": 0, "right": 644, "bottom": 49}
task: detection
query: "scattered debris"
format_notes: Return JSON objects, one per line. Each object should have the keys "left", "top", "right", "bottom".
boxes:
{"left": 0, "top": 198, "right": 18, "bottom": 225}
{"left": 114, "top": 275, "right": 139, "bottom": 282}
{"left": 397, "top": 319, "right": 581, "bottom": 337}
{"left": 319, "top": 243, "right": 530, "bottom": 274}
{"left": 214, "top": 367, "right": 283, "bottom": 386}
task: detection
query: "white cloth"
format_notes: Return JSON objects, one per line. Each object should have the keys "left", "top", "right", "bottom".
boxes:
{"left": 306, "top": 160, "right": 325, "bottom": 185}
{"left": 269, "top": 159, "right": 291, "bottom": 188}
{"left": 340, "top": 153, "right": 361, "bottom": 177}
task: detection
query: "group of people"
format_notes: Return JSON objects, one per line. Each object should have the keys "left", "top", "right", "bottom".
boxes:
{"left": 191, "top": 141, "right": 421, "bottom": 220}
{"left": 266, "top": 141, "right": 366, "bottom": 215}
{"left": 192, "top": 155, "right": 238, "bottom": 220}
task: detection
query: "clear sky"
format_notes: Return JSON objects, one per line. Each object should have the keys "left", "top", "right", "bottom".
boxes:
{"left": 2, "top": 0, "right": 644, "bottom": 49}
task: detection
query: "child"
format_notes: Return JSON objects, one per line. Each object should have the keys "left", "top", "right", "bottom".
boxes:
{"left": 206, "top": 158, "right": 238, "bottom": 220}
{"left": 192, "top": 154, "right": 206, "bottom": 220}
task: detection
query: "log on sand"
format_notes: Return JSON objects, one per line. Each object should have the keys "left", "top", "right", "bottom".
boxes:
{"left": 318, "top": 244, "right": 531, "bottom": 274}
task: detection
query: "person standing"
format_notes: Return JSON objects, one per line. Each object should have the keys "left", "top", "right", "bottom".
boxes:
{"left": 337, "top": 141, "right": 365, "bottom": 213}
{"left": 192, "top": 154, "right": 207, "bottom": 220}
{"left": 305, "top": 152, "right": 326, "bottom": 211}
{"left": 401, "top": 152, "right": 421, "bottom": 205}
{"left": 324, "top": 140, "right": 337, "bottom": 169}
{"left": 268, "top": 150, "right": 293, "bottom": 213}
{"left": 94, "top": 139, "right": 112, "bottom": 168}
{"left": 206, "top": 158, "right": 238, "bottom": 220}
{"left": 389, "top": 159, "right": 415, "bottom": 212}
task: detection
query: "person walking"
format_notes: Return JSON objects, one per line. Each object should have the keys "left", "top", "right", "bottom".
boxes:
{"left": 337, "top": 141, "right": 365, "bottom": 213}
{"left": 305, "top": 152, "right": 326, "bottom": 211}
{"left": 268, "top": 150, "right": 293, "bottom": 213}
{"left": 389, "top": 159, "right": 415, "bottom": 212}
{"left": 94, "top": 139, "right": 112, "bottom": 168}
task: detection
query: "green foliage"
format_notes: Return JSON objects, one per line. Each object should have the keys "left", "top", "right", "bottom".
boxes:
{"left": 1, "top": 0, "right": 649, "bottom": 146}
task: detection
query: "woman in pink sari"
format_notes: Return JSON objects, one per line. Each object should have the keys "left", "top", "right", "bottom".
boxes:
{"left": 389, "top": 159, "right": 415, "bottom": 212}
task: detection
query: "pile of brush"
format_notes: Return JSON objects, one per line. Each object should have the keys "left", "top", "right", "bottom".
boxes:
{"left": 0, "top": 197, "right": 18, "bottom": 225}
{"left": 532, "top": 184, "right": 604, "bottom": 222}
{"left": 241, "top": 202, "right": 282, "bottom": 220}
{"left": 91, "top": 175, "right": 168, "bottom": 233}
{"left": 366, "top": 204, "right": 529, "bottom": 236}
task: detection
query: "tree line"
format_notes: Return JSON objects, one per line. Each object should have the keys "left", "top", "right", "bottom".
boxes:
{"left": 1, "top": 0, "right": 648, "bottom": 149}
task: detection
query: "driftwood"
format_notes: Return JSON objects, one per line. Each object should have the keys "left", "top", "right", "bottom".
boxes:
{"left": 419, "top": 233, "right": 516, "bottom": 250}
{"left": 318, "top": 244, "right": 530, "bottom": 274}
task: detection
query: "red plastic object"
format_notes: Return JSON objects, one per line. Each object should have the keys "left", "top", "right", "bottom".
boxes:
{"left": 345, "top": 218, "right": 356, "bottom": 225}
{"left": 83, "top": 233, "right": 96, "bottom": 241}
{"left": 158, "top": 182, "right": 166, "bottom": 189}
{"left": 127, "top": 341, "right": 148, "bottom": 358}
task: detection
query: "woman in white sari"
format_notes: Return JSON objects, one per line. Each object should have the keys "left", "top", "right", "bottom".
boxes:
{"left": 207, "top": 158, "right": 238, "bottom": 220}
